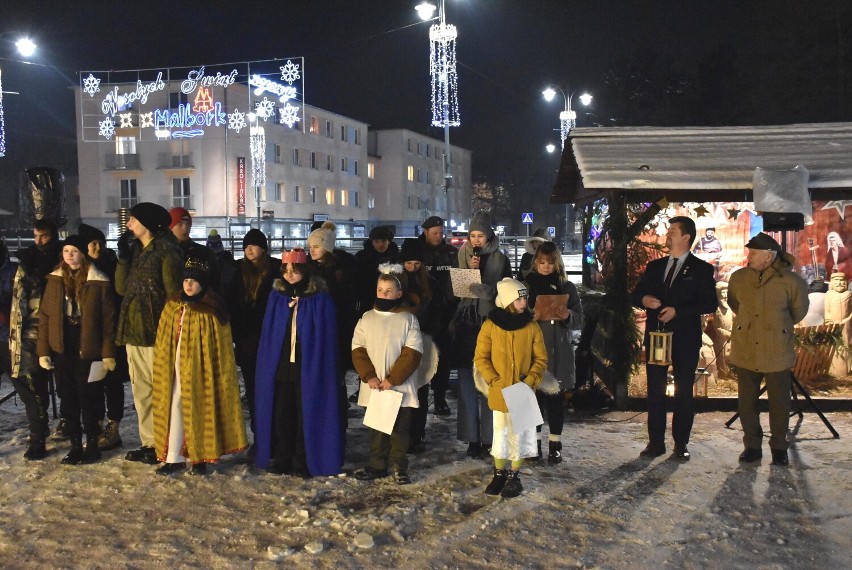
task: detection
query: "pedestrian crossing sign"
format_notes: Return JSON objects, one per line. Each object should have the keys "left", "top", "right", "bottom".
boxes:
{"left": 521, "top": 212, "right": 534, "bottom": 224}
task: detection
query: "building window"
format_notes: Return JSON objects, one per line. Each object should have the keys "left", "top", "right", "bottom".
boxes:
{"left": 172, "top": 177, "right": 191, "bottom": 209}
{"left": 274, "top": 144, "right": 281, "bottom": 164}
{"left": 325, "top": 120, "right": 332, "bottom": 138}
{"left": 311, "top": 152, "right": 317, "bottom": 169}
{"left": 368, "top": 193, "right": 375, "bottom": 209}
{"left": 354, "top": 128, "right": 360, "bottom": 145}
{"left": 276, "top": 182, "right": 285, "bottom": 202}
{"left": 120, "top": 179, "right": 137, "bottom": 209}
{"left": 340, "top": 189, "right": 348, "bottom": 207}
{"left": 353, "top": 160, "right": 359, "bottom": 176}
{"left": 309, "top": 116, "right": 319, "bottom": 134}
{"left": 169, "top": 92, "right": 189, "bottom": 109}
{"left": 293, "top": 185, "right": 300, "bottom": 203}
{"left": 293, "top": 148, "right": 300, "bottom": 166}
{"left": 368, "top": 163, "right": 375, "bottom": 179}
{"left": 408, "top": 196, "right": 413, "bottom": 209}
{"left": 426, "top": 143, "right": 431, "bottom": 158}
{"left": 407, "top": 165, "right": 414, "bottom": 182}
{"left": 407, "top": 138, "right": 413, "bottom": 152}
{"left": 340, "top": 125, "right": 348, "bottom": 142}
{"left": 341, "top": 157, "right": 348, "bottom": 173}
{"left": 327, "top": 154, "right": 333, "bottom": 171}
{"left": 309, "top": 186, "right": 317, "bottom": 204}
{"left": 115, "top": 136, "right": 136, "bottom": 155}
{"left": 325, "top": 188, "right": 335, "bottom": 205}
{"left": 417, "top": 167, "right": 422, "bottom": 183}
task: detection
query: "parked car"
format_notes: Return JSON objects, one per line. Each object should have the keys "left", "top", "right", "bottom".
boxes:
{"left": 448, "top": 231, "right": 467, "bottom": 248}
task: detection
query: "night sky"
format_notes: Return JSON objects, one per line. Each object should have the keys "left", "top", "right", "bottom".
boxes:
{"left": 1, "top": 1, "right": 850, "bottom": 225}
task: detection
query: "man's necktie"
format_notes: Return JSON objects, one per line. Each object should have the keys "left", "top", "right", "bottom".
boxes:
{"left": 664, "top": 260, "right": 678, "bottom": 291}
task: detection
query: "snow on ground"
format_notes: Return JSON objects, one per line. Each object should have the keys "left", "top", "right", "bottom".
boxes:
{"left": 1, "top": 374, "right": 851, "bottom": 569}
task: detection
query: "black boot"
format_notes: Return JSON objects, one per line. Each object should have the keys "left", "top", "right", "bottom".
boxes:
{"left": 62, "top": 438, "right": 85, "bottom": 465}
{"left": 83, "top": 434, "right": 102, "bottom": 463}
{"left": 484, "top": 468, "right": 508, "bottom": 495}
{"left": 24, "top": 437, "right": 47, "bottom": 461}
{"left": 501, "top": 470, "right": 523, "bottom": 498}
{"left": 548, "top": 441, "right": 563, "bottom": 464}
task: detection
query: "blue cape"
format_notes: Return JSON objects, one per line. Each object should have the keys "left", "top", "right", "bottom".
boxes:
{"left": 254, "top": 289, "right": 343, "bottom": 475}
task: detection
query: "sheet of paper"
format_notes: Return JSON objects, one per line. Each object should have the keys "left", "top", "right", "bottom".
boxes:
{"left": 450, "top": 268, "right": 482, "bottom": 298}
{"left": 534, "top": 294, "right": 569, "bottom": 321}
{"left": 501, "top": 382, "right": 543, "bottom": 433}
{"left": 88, "top": 361, "right": 107, "bottom": 383}
{"left": 363, "top": 389, "right": 403, "bottom": 435}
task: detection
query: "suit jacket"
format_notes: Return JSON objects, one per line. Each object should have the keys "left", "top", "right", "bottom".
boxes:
{"left": 631, "top": 253, "right": 718, "bottom": 355}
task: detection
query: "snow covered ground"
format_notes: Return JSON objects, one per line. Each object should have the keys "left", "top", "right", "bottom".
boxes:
{"left": 1, "top": 374, "right": 850, "bottom": 569}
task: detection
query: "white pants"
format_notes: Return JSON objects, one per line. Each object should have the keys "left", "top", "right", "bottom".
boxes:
{"left": 165, "top": 372, "right": 186, "bottom": 463}
{"left": 491, "top": 410, "right": 537, "bottom": 461}
{"left": 127, "top": 345, "right": 155, "bottom": 447}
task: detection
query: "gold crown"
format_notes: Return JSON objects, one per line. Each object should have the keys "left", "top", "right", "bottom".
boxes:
{"left": 184, "top": 258, "right": 210, "bottom": 272}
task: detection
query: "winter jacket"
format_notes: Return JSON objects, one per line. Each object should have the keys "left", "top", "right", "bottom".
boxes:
{"left": 474, "top": 309, "right": 548, "bottom": 413}
{"left": 727, "top": 252, "right": 809, "bottom": 373}
{"left": 115, "top": 231, "right": 183, "bottom": 347}
{"left": 525, "top": 271, "right": 584, "bottom": 389}
{"left": 226, "top": 254, "right": 279, "bottom": 341}
{"left": 353, "top": 239, "right": 400, "bottom": 314}
{"left": 418, "top": 233, "right": 458, "bottom": 304}
{"left": 37, "top": 266, "right": 116, "bottom": 360}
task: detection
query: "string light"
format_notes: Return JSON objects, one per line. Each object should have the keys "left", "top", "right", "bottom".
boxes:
{"left": 429, "top": 22, "right": 460, "bottom": 128}
{"left": 0, "top": 69, "right": 5, "bottom": 157}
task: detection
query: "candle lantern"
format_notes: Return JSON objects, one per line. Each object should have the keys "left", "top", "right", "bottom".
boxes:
{"left": 693, "top": 368, "right": 710, "bottom": 398}
{"left": 648, "top": 330, "right": 673, "bottom": 366}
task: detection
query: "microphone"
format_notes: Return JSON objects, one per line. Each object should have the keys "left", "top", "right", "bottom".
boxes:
{"left": 473, "top": 247, "right": 481, "bottom": 257}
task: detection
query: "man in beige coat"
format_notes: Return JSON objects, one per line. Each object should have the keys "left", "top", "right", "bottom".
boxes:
{"left": 728, "top": 233, "right": 808, "bottom": 466}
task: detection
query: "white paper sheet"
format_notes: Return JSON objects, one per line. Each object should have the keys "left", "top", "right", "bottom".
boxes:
{"left": 363, "top": 389, "right": 403, "bottom": 435}
{"left": 88, "top": 361, "right": 107, "bottom": 383}
{"left": 501, "top": 382, "right": 543, "bottom": 433}
{"left": 449, "top": 268, "right": 482, "bottom": 298}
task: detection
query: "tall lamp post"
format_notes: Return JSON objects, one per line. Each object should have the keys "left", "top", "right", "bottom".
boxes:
{"left": 0, "top": 35, "right": 38, "bottom": 157}
{"left": 247, "top": 112, "right": 266, "bottom": 230}
{"left": 416, "top": 1, "right": 459, "bottom": 223}
{"left": 543, "top": 86, "right": 591, "bottom": 251}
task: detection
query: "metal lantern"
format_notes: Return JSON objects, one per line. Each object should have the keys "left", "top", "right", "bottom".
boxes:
{"left": 693, "top": 368, "right": 710, "bottom": 398}
{"left": 648, "top": 330, "right": 673, "bottom": 366}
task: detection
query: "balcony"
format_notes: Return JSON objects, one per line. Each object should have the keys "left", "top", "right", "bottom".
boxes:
{"left": 157, "top": 153, "right": 195, "bottom": 171}
{"left": 104, "top": 154, "right": 141, "bottom": 172}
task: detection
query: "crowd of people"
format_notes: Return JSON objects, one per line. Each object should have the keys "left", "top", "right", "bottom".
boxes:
{"left": 1, "top": 207, "right": 807, "bottom": 499}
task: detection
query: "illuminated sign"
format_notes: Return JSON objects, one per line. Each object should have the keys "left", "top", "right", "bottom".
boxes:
{"left": 237, "top": 157, "right": 246, "bottom": 216}
{"left": 80, "top": 59, "right": 304, "bottom": 142}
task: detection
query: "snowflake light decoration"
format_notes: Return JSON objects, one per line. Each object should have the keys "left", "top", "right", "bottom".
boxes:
{"left": 278, "top": 103, "right": 301, "bottom": 128}
{"left": 83, "top": 74, "right": 101, "bottom": 97}
{"left": 98, "top": 117, "right": 115, "bottom": 140}
{"left": 255, "top": 97, "right": 276, "bottom": 121}
{"left": 139, "top": 112, "right": 154, "bottom": 129}
{"left": 280, "top": 60, "right": 301, "bottom": 85}
{"left": 228, "top": 109, "right": 247, "bottom": 133}
{"left": 119, "top": 113, "right": 134, "bottom": 128}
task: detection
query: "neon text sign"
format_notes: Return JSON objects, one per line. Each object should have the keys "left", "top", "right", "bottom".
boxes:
{"left": 101, "top": 72, "right": 165, "bottom": 117}
{"left": 154, "top": 102, "right": 227, "bottom": 138}
{"left": 249, "top": 75, "right": 297, "bottom": 103}
{"left": 181, "top": 67, "right": 238, "bottom": 94}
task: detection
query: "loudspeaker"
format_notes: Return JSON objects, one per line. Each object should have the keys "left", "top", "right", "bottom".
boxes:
{"left": 761, "top": 212, "right": 804, "bottom": 231}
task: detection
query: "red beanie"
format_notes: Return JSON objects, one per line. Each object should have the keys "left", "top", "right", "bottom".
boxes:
{"left": 169, "top": 207, "right": 191, "bottom": 229}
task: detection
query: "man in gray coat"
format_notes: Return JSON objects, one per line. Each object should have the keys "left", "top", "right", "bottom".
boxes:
{"left": 728, "top": 233, "right": 809, "bottom": 466}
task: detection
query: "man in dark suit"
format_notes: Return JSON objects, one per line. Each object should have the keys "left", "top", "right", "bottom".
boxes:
{"left": 631, "top": 216, "right": 718, "bottom": 460}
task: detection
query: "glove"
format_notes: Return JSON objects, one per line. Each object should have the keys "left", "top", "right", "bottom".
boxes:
{"left": 39, "top": 356, "right": 54, "bottom": 370}
{"left": 117, "top": 230, "right": 135, "bottom": 260}
{"left": 469, "top": 283, "right": 494, "bottom": 300}
{"left": 102, "top": 358, "right": 116, "bottom": 372}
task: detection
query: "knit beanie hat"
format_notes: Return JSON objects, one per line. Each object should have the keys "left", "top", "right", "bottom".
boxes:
{"left": 206, "top": 229, "right": 224, "bottom": 253}
{"left": 78, "top": 223, "right": 106, "bottom": 245}
{"left": 400, "top": 238, "right": 425, "bottom": 263}
{"left": 495, "top": 277, "right": 528, "bottom": 309}
{"left": 169, "top": 207, "right": 192, "bottom": 229}
{"left": 469, "top": 211, "right": 495, "bottom": 240}
{"left": 307, "top": 221, "right": 337, "bottom": 254}
{"left": 130, "top": 202, "right": 170, "bottom": 234}
{"left": 242, "top": 229, "right": 268, "bottom": 251}
{"left": 421, "top": 215, "right": 444, "bottom": 230}
{"left": 62, "top": 234, "right": 89, "bottom": 254}
{"left": 369, "top": 225, "right": 395, "bottom": 241}
{"left": 183, "top": 257, "right": 210, "bottom": 288}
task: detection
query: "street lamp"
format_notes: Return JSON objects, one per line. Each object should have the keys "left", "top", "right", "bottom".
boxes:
{"left": 0, "top": 35, "right": 38, "bottom": 157}
{"left": 542, "top": 86, "right": 592, "bottom": 150}
{"left": 416, "top": 0, "right": 459, "bottom": 223}
{"left": 15, "top": 38, "right": 36, "bottom": 58}
{"left": 248, "top": 112, "right": 266, "bottom": 230}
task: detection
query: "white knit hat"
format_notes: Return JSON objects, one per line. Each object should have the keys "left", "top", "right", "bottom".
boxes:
{"left": 495, "top": 278, "right": 528, "bottom": 309}
{"left": 307, "top": 221, "right": 336, "bottom": 254}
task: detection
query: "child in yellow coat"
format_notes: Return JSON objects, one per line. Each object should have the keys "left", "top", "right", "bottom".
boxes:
{"left": 474, "top": 278, "right": 547, "bottom": 498}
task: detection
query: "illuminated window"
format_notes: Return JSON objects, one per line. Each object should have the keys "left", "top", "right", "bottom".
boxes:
{"left": 115, "top": 136, "right": 136, "bottom": 155}
{"left": 368, "top": 193, "right": 375, "bottom": 209}
{"left": 325, "top": 188, "right": 335, "bottom": 205}
{"left": 368, "top": 163, "right": 375, "bottom": 179}
{"left": 310, "top": 116, "right": 319, "bottom": 134}
{"left": 340, "top": 189, "right": 348, "bottom": 207}
{"left": 172, "top": 177, "right": 191, "bottom": 209}
{"left": 120, "top": 179, "right": 137, "bottom": 209}
{"left": 276, "top": 182, "right": 285, "bottom": 202}
{"left": 309, "top": 186, "right": 316, "bottom": 204}
{"left": 407, "top": 165, "right": 414, "bottom": 181}
{"left": 293, "top": 185, "right": 300, "bottom": 203}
